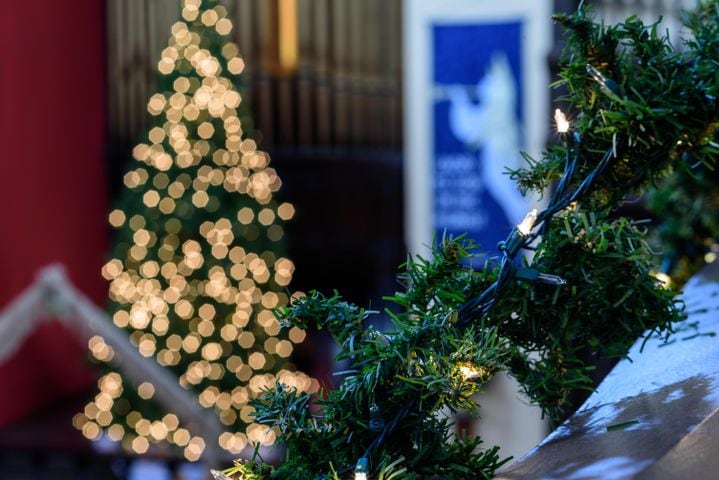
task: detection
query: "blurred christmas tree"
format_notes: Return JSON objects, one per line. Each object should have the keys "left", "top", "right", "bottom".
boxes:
{"left": 76, "top": 0, "right": 316, "bottom": 461}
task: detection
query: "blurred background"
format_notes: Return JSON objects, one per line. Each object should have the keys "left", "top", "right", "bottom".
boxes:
{"left": 0, "top": 0, "right": 697, "bottom": 478}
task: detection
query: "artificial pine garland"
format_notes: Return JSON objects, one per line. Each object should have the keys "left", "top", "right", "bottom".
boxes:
{"left": 214, "top": 4, "right": 719, "bottom": 479}
{"left": 647, "top": 165, "right": 719, "bottom": 285}
{"left": 648, "top": 5, "right": 719, "bottom": 286}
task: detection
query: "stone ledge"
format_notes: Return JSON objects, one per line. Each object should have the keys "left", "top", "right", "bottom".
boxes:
{"left": 496, "top": 262, "right": 719, "bottom": 480}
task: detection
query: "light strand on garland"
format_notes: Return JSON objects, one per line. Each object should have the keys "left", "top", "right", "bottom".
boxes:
{"left": 586, "top": 64, "right": 621, "bottom": 97}
{"left": 457, "top": 137, "right": 623, "bottom": 325}
{"left": 221, "top": 5, "right": 719, "bottom": 474}
{"left": 457, "top": 64, "right": 624, "bottom": 327}
{"left": 343, "top": 103, "right": 590, "bottom": 472}
{"left": 345, "top": 64, "right": 626, "bottom": 476}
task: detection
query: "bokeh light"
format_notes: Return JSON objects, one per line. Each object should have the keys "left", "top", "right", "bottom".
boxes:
{"left": 83, "top": 0, "right": 315, "bottom": 461}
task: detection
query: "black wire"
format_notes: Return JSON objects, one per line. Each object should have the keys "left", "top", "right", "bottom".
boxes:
{"left": 456, "top": 136, "right": 623, "bottom": 328}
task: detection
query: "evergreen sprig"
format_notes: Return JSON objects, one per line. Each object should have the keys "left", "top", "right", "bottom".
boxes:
{"left": 647, "top": 164, "right": 719, "bottom": 284}
{"left": 644, "top": 3, "right": 719, "bottom": 284}
{"left": 495, "top": 211, "right": 680, "bottom": 418}
{"left": 215, "top": 4, "right": 718, "bottom": 479}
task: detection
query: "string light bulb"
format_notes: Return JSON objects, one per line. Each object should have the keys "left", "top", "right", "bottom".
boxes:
{"left": 586, "top": 64, "right": 621, "bottom": 97}
{"left": 354, "top": 457, "right": 369, "bottom": 480}
{"left": 498, "top": 208, "right": 538, "bottom": 256}
{"left": 368, "top": 403, "right": 385, "bottom": 432}
{"left": 515, "top": 267, "right": 567, "bottom": 286}
{"left": 554, "top": 108, "right": 570, "bottom": 134}
{"left": 517, "top": 209, "right": 538, "bottom": 236}
{"left": 458, "top": 362, "right": 489, "bottom": 381}
{"left": 652, "top": 271, "right": 672, "bottom": 289}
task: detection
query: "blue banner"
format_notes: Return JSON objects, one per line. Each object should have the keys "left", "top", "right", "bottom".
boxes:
{"left": 433, "top": 22, "right": 528, "bottom": 252}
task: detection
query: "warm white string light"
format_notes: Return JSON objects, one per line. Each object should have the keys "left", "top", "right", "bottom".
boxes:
{"left": 653, "top": 272, "right": 672, "bottom": 289}
{"left": 516, "top": 209, "right": 538, "bottom": 236}
{"left": 554, "top": 108, "right": 570, "bottom": 134}
{"left": 458, "top": 362, "right": 485, "bottom": 380}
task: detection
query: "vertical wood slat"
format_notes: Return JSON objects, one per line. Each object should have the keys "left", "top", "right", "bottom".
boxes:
{"left": 275, "top": 0, "right": 296, "bottom": 145}
{"left": 126, "top": 0, "right": 137, "bottom": 140}
{"left": 365, "top": 0, "right": 381, "bottom": 147}
{"left": 132, "top": 0, "right": 143, "bottom": 138}
{"left": 234, "top": 0, "right": 257, "bottom": 138}
{"left": 387, "top": 0, "right": 401, "bottom": 148}
{"left": 139, "top": 0, "right": 152, "bottom": 136}
{"left": 331, "top": 0, "right": 349, "bottom": 145}
{"left": 347, "top": 0, "right": 362, "bottom": 146}
{"left": 389, "top": 0, "right": 403, "bottom": 148}
{"left": 117, "top": 0, "right": 129, "bottom": 140}
{"left": 313, "top": 0, "right": 332, "bottom": 145}
{"left": 376, "top": 0, "right": 391, "bottom": 148}
{"left": 256, "top": 1, "right": 276, "bottom": 146}
{"left": 146, "top": 0, "right": 156, "bottom": 139}
{"left": 107, "top": 0, "right": 120, "bottom": 140}
{"left": 296, "top": 0, "right": 313, "bottom": 146}
{"left": 235, "top": 0, "right": 256, "bottom": 73}
{"left": 139, "top": 0, "right": 148, "bottom": 136}
{"left": 234, "top": 0, "right": 251, "bottom": 58}
{"left": 107, "top": 0, "right": 403, "bottom": 150}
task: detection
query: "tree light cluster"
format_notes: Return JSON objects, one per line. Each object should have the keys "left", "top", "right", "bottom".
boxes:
{"left": 76, "top": 0, "right": 317, "bottom": 461}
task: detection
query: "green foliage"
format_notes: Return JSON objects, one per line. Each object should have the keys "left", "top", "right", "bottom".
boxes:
{"left": 647, "top": 163, "right": 719, "bottom": 284}
{"left": 513, "top": 4, "right": 718, "bottom": 209}
{"left": 212, "top": 458, "right": 275, "bottom": 480}
{"left": 215, "top": 3, "right": 718, "bottom": 479}
{"left": 222, "top": 226, "right": 679, "bottom": 478}
{"left": 246, "top": 239, "right": 508, "bottom": 479}
{"left": 493, "top": 210, "right": 681, "bottom": 418}
{"left": 643, "top": 2, "right": 719, "bottom": 284}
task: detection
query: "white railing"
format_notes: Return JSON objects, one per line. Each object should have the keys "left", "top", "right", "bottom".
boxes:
{"left": 0, "top": 265, "right": 224, "bottom": 464}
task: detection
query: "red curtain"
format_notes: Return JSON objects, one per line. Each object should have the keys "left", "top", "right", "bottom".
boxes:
{"left": 0, "top": 1, "right": 106, "bottom": 427}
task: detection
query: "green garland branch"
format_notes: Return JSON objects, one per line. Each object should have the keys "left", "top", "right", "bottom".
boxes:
{"left": 457, "top": 129, "right": 622, "bottom": 327}
{"left": 646, "top": 0, "right": 719, "bottom": 283}
{"left": 214, "top": 3, "right": 719, "bottom": 479}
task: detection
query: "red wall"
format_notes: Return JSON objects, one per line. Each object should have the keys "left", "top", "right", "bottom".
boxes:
{"left": 0, "top": 1, "right": 107, "bottom": 426}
